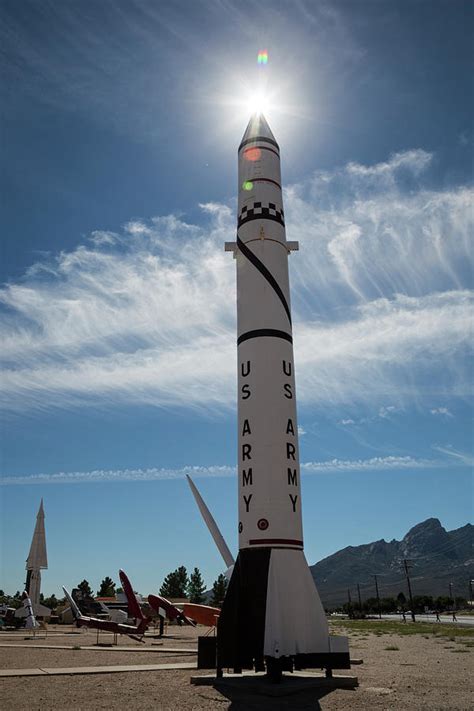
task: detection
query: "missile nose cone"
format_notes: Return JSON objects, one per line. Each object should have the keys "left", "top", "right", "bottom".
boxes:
{"left": 240, "top": 113, "right": 277, "bottom": 146}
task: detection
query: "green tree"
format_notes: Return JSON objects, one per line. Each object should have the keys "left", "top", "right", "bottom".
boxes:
{"left": 160, "top": 566, "right": 189, "bottom": 598}
{"left": 210, "top": 574, "right": 228, "bottom": 608}
{"left": 12, "top": 591, "right": 23, "bottom": 609}
{"left": 77, "top": 580, "right": 93, "bottom": 599}
{"left": 97, "top": 577, "right": 116, "bottom": 597}
{"left": 396, "top": 591, "right": 406, "bottom": 609}
{"left": 188, "top": 567, "right": 206, "bottom": 604}
{"left": 43, "top": 594, "right": 58, "bottom": 610}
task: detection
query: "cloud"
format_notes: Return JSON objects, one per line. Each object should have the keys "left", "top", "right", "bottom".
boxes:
{"left": 298, "top": 425, "right": 306, "bottom": 436}
{"left": 0, "top": 464, "right": 235, "bottom": 487}
{"left": 346, "top": 149, "right": 432, "bottom": 179}
{"left": 339, "top": 419, "right": 355, "bottom": 426}
{"left": 295, "top": 290, "right": 472, "bottom": 407}
{"left": 300, "top": 456, "right": 441, "bottom": 473}
{"left": 0, "top": 150, "right": 472, "bottom": 414}
{"left": 432, "top": 446, "right": 474, "bottom": 467}
{"left": 1, "top": 454, "right": 453, "bottom": 486}
{"left": 430, "top": 407, "right": 454, "bottom": 417}
{"left": 378, "top": 405, "right": 399, "bottom": 419}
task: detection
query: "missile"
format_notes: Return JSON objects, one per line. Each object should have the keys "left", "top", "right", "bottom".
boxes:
{"left": 218, "top": 114, "right": 349, "bottom": 678}
{"left": 22, "top": 498, "right": 50, "bottom": 617}
{"left": 21, "top": 591, "right": 37, "bottom": 629}
{"left": 186, "top": 475, "right": 235, "bottom": 570}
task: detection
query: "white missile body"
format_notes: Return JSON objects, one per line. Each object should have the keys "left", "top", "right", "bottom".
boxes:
{"left": 218, "top": 114, "right": 349, "bottom": 674}
{"left": 235, "top": 116, "right": 302, "bottom": 549}
{"left": 22, "top": 591, "right": 37, "bottom": 629}
{"left": 25, "top": 498, "right": 48, "bottom": 605}
{"left": 186, "top": 475, "right": 235, "bottom": 569}
{"left": 16, "top": 499, "right": 51, "bottom": 619}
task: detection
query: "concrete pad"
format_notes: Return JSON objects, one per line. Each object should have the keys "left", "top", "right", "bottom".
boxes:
{"left": 0, "top": 628, "right": 83, "bottom": 639}
{"left": 0, "top": 643, "right": 196, "bottom": 653}
{"left": 191, "top": 671, "right": 358, "bottom": 697}
{"left": 0, "top": 669, "right": 48, "bottom": 677}
{"left": 0, "top": 662, "right": 197, "bottom": 678}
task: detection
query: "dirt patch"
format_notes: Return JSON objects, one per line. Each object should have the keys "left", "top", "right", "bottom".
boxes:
{"left": 0, "top": 623, "right": 472, "bottom": 709}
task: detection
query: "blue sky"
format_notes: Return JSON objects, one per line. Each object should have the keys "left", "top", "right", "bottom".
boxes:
{"left": 1, "top": 0, "right": 472, "bottom": 600}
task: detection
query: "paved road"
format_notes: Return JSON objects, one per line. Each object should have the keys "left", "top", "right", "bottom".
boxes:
{"left": 331, "top": 612, "right": 474, "bottom": 627}
{"left": 378, "top": 613, "right": 473, "bottom": 627}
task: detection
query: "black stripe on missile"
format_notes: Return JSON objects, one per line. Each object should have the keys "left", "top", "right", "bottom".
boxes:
{"left": 239, "top": 135, "right": 280, "bottom": 151}
{"left": 249, "top": 538, "right": 304, "bottom": 547}
{"left": 237, "top": 329, "right": 293, "bottom": 345}
{"left": 245, "top": 177, "right": 281, "bottom": 189}
{"left": 237, "top": 236, "right": 292, "bottom": 325}
{"left": 238, "top": 210, "right": 284, "bottom": 229}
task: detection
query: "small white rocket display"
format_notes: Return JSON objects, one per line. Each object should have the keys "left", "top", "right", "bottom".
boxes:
{"left": 20, "top": 498, "right": 52, "bottom": 619}
{"left": 218, "top": 114, "right": 349, "bottom": 676}
{"left": 21, "top": 591, "right": 37, "bottom": 629}
{"left": 25, "top": 498, "right": 48, "bottom": 608}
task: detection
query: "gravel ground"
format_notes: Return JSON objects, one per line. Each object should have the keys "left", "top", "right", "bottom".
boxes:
{"left": 0, "top": 623, "right": 472, "bottom": 710}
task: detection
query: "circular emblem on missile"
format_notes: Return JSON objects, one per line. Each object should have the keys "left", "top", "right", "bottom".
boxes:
{"left": 238, "top": 522, "right": 243, "bottom": 533}
{"left": 257, "top": 518, "right": 269, "bottom": 531}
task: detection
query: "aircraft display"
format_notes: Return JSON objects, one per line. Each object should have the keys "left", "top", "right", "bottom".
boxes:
{"left": 147, "top": 594, "right": 196, "bottom": 626}
{"left": 62, "top": 569, "right": 151, "bottom": 642}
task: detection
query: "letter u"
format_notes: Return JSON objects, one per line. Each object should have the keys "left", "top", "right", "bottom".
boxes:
{"left": 241, "top": 361, "right": 251, "bottom": 377}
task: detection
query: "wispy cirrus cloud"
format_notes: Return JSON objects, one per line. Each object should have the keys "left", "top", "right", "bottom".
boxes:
{"left": 430, "top": 407, "right": 454, "bottom": 417}
{"left": 432, "top": 446, "right": 474, "bottom": 467}
{"left": 1, "top": 454, "right": 457, "bottom": 486}
{"left": 1, "top": 150, "right": 472, "bottom": 414}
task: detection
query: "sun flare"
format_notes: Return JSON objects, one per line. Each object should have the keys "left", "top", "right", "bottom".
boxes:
{"left": 245, "top": 90, "right": 270, "bottom": 116}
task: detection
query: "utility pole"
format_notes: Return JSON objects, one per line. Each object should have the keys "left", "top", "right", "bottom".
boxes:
{"left": 347, "top": 589, "right": 353, "bottom": 619}
{"left": 449, "top": 582, "right": 457, "bottom": 621}
{"left": 372, "top": 574, "right": 382, "bottom": 619}
{"left": 403, "top": 559, "right": 416, "bottom": 623}
{"left": 357, "top": 583, "right": 362, "bottom": 616}
{"left": 469, "top": 580, "right": 473, "bottom": 607}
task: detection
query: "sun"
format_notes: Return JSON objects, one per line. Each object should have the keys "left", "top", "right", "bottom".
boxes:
{"left": 244, "top": 90, "right": 270, "bottom": 116}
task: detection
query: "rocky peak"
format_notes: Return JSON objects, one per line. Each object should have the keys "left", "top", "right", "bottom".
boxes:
{"left": 310, "top": 519, "right": 471, "bottom": 603}
{"left": 401, "top": 518, "right": 447, "bottom": 556}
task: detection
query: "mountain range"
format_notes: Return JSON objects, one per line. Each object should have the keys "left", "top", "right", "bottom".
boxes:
{"left": 310, "top": 518, "right": 473, "bottom": 606}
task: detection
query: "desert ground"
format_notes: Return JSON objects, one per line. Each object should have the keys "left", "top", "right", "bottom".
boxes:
{"left": 0, "top": 619, "right": 472, "bottom": 710}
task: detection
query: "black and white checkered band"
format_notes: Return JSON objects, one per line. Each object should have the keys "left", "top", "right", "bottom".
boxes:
{"left": 238, "top": 202, "right": 285, "bottom": 228}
